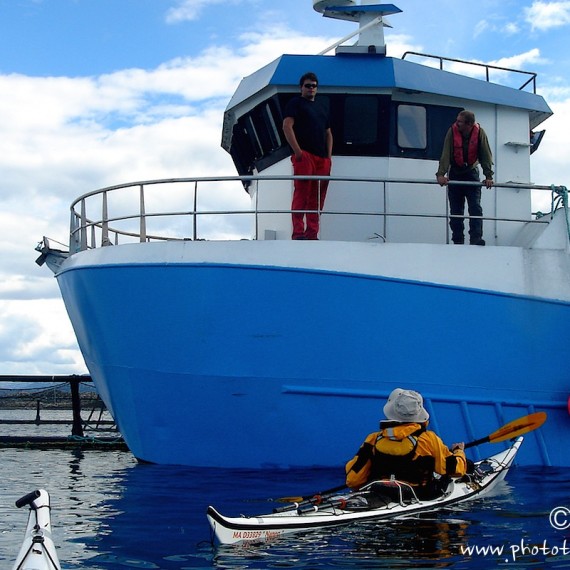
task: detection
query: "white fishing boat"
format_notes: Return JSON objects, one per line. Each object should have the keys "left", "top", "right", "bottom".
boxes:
{"left": 12, "top": 489, "right": 61, "bottom": 570}
{"left": 207, "top": 436, "right": 523, "bottom": 545}
{"left": 36, "top": 1, "right": 570, "bottom": 468}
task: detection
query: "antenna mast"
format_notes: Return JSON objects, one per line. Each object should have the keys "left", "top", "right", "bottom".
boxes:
{"left": 313, "top": 1, "right": 402, "bottom": 55}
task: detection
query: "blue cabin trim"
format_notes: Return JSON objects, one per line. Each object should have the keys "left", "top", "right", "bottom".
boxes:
{"left": 226, "top": 54, "right": 552, "bottom": 118}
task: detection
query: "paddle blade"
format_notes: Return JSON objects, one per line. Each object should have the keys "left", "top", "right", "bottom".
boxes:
{"left": 276, "top": 496, "right": 305, "bottom": 503}
{"left": 488, "top": 411, "right": 547, "bottom": 444}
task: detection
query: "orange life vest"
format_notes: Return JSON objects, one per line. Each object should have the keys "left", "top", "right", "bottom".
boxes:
{"left": 452, "top": 122, "right": 480, "bottom": 168}
{"left": 370, "top": 427, "right": 434, "bottom": 486}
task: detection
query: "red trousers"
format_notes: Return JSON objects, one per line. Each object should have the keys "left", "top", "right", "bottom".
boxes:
{"left": 291, "top": 151, "right": 332, "bottom": 240}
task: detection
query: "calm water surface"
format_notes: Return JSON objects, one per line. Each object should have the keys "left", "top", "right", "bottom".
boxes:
{"left": 0, "top": 411, "right": 568, "bottom": 569}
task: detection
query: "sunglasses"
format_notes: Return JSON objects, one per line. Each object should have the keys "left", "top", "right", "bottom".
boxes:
{"left": 303, "top": 83, "right": 318, "bottom": 89}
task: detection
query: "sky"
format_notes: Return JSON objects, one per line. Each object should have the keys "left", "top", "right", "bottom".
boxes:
{"left": 1, "top": 0, "right": 570, "bottom": 377}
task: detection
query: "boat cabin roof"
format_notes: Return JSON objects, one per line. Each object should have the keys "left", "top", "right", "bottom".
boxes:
{"left": 226, "top": 53, "right": 552, "bottom": 127}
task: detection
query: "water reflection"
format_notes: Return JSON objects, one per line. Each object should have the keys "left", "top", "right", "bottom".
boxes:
{"left": 1, "top": 448, "right": 569, "bottom": 569}
{"left": 349, "top": 518, "right": 470, "bottom": 565}
{"left": 211, "top": 517, "right": 472, "bottom": 569}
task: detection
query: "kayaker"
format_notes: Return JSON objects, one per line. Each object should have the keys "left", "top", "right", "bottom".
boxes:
{"left": 345, "top": 388, "right": 468, "bottom": 499}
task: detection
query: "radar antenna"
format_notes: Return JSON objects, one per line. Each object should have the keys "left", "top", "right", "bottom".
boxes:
{"left": 312, "top": 1, "right": 402, "bottom": 55}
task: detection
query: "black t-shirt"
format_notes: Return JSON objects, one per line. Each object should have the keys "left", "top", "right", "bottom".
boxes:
{"left": 284, "top": 96, "right": 330, "bottom": 158}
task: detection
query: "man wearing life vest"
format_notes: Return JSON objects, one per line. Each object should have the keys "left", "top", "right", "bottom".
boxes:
{"left": 345, "top": 389, "right": 468, "bottom": 499}
{"left": 436, "top": 110, "right": 494, "bottom": 245}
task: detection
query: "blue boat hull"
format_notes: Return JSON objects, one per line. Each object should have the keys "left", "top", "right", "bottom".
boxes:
{"left": 55, "top": 243, "right": 569, "bottom": 468}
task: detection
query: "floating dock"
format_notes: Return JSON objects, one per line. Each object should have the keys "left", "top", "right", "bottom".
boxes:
{"left": 0, "top": 435, "right": 128, "bottom": 451}
{"left": 0, "top": 374, "right": 129, "bottom": 452}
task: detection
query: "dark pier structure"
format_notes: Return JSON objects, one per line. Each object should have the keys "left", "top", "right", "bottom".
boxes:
{"left": 0, "top": 375, "right": 128, "bottom": 451}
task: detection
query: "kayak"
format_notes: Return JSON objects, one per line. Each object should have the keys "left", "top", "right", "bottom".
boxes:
{"left": 12, "top": 489, "right": 62, "bottom": 570}
{"left": 207, "top": 436, "right": 523, "bottom": 545}
{"left": 208, "top": 437, "right": 523, "bottom": 545}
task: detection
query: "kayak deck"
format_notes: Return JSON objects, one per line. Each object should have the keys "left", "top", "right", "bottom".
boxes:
{"left": 12, "top": 489, "right": 61, "bottom": 570}
{"left": 207, "top": 437, "right": 523, "bottom": 545}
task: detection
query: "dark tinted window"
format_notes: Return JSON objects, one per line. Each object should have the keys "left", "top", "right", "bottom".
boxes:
{"left": 344, "top": 96, "right": 378, "bottom": 145}
{"left": 229, "top": 94, "right": 462, "bottom": 174}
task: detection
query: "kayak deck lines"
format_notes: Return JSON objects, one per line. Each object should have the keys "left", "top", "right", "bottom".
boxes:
{"left": 12, "top": 489, "right": 62, "bottom": 570}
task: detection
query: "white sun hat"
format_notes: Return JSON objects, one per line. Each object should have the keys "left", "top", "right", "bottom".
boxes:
{"left": 383, "top": 388, "right": 430, "bottom": 423}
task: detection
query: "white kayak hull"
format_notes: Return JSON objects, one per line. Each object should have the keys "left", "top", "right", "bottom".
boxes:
{"left": 12, "top": 489, "right": 61, "bottom": 570}
{"left": 207, "top": 437, "right": 523, "bottom": 545}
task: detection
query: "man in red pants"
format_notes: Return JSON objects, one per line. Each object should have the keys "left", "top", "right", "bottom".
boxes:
{"left": 283, "top": 72, "right": 333, "bottom": 240}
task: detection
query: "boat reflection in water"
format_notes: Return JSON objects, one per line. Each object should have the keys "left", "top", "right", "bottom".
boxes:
{"left": 4, "top": 445, "right": 569, "bottom": 569}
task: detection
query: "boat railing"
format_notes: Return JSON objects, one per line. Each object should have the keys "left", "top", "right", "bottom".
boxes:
{"left": 67, "top": 175, "right": 568, "bottom": 253}
{"left": 401, "top": 51, "right": 538, "bottom": 92}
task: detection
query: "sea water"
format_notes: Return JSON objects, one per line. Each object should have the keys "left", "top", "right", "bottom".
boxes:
{"left": 0, "top": 411, "right": 568, "bottom": 569}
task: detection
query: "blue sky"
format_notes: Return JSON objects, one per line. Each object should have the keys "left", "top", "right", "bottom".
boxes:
{"left": 2, "top": 0, "right": 570, "bottom": 77}
{"left": 1, "top": 0, "right": 570, "bottom": 376}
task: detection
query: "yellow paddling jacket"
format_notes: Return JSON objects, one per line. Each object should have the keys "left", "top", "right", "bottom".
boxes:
{"left": 345, "top": 423, "right": 467, "bottom": 490}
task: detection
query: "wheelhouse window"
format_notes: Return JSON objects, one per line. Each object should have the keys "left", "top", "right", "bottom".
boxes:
{"left": 344, "top": 96, "right": 378, "bottom": 145}
{"left": 230, "top": 96, "right": 287, "bottom": 175}
{"left": 397, "top": 105, "right": 427, "bottom": 149}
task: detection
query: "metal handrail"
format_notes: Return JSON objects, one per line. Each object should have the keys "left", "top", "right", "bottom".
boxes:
{"left": 68, "top": 175, "right": 565, "bottom": 252}
{"left": 401, "top": 51, "right": 537, "bottom": 93}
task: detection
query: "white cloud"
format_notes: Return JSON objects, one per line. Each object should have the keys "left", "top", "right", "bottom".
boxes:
{"left": 489, "top": 48, "right": 546, "bottom": 69}
{"left": 504, "top": 22, "right": 520, "bottom": 35}
{"left": 165, "top": 0, "right": 215, "bottom": 23}
{"left": 0, "top": 24, "right": 345, "bottom": 375}
{"left": 530, "top": 99, "right": 570, "bottom": 182}
{"left": 474, "top": 19, "right": 490, "bottom": 38}
{"left": 165, "top": 0, "right": 248, "bottom": 23}
{"left": 0, "top": 301, "right": 84, "bottom": 374}
{"left": 525, "top": 1, "right": 570, "bottom": 31}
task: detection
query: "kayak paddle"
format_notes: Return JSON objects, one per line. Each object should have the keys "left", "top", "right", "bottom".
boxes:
{"left": 276, "top": 411, "right": 547, "bottom": 504}
{"left": 464, "top": 411, "right": 547, "bottom": 449}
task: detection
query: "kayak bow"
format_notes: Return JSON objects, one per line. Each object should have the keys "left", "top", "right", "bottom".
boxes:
{"left": 207, "top": 437, "right": 523, "bottom": 545}
{"left": 12, "top": 489, "right": 61, "bottom": 570}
